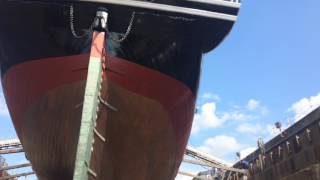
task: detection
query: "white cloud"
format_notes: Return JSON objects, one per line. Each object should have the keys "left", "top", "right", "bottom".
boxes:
{"left": 246, "top": 99, "right": 269, "bottom": 115}
{"left": 197, "top": 135, "right": 244, "bottom": 162}
{"left": 236, "top": 123, "right": 263, "bottom": 135}
{"left": 195, "top": 136, "right": 257, "bottom": 162}
{"left": 221, "top": 111, "right": 256, "bottom": 122}
{"left": 236, "top": 122, "right": 286, "bottom": 142}
{"left": 192, "top": 96, "right": 268, "bottom": 135}
{"left": 289, "top": 93, "right": 320, "bottom": 121}
{"left": 260, "top": 106, "right": 269, "bottom": 115}
{"left": 0, "top": 92, "right": 9, "bottom": 117}
{"left": 239, "top": 147, "right": 256, "bottom": 159}
{"left": 175, "top": 174, "right": 193, "bottom": 180}
{"left": 201, "top": 92, "right": 220, "bottom": 101}
{"left": 246, "top": 99, "right": 260, "bottom": 111}
{"left": 191, "top": 102, "right": 225, "bottom": 134}
{"left": 192, "top": 101, "right": 258, "bottom": 134}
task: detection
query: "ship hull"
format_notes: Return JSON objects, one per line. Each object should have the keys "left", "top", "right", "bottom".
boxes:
{"left": 2, "top": 54, "right": 195, "bottom": 180}
{"left": 0, "top": 1, "right": 238, "bottom": 179}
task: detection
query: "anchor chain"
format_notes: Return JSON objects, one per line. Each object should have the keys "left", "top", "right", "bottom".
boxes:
{"left": 70, "top": 6, "right": 193, "bottom": 41}
{"left": 108, "top": 11, "right": 136, "bottom": 43}
{"left": 69, "top": 5, "right": 135, "bottom": 42}
{"left": 69, "top": 5, "right": 93, "bottom": 38}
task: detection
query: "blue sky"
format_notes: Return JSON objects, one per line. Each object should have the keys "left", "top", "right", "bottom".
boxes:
{"left": 1, "top": 0, "right": 320, "bottom": 180}
{"left": 177, "top": 0, "right": 320, "bottom": 179}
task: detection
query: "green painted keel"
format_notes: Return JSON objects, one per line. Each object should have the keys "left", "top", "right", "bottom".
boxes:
{"left": 73, "top": 33, "right": 104, "bottom": 180}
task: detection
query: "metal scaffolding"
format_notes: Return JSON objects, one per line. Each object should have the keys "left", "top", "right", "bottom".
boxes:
{"left": 0, "top": 139, "right": 34, "bottom": 180}
{"left": 179, "top": 146, "right": 248, "bottom": 180}
{"left": 1, "top": 138, "right": 249, "bottom": 179}
{"left": 0, "top": 139, "right": 24, "bottom": 155}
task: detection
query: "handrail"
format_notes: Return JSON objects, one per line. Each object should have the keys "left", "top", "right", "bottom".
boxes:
{"left": 185, "top": 0, "right": 241, "bottom": 8}
{"left": 226, "top": 0, "right": 241, "bottom": 3}
{"left": 20, "top": 0, "right": 239, "bottom": 21}
{"left": 77, "top": 0, "right": 239, "bottom": 21}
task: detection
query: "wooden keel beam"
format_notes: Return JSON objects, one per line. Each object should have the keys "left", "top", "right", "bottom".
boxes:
{"left": 73, "top": 30, "right": 106, "bottom": 180}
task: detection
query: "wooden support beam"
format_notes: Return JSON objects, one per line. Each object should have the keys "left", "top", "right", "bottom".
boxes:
{"left": 178, "top": 170, "right": 207, "bottom": 180}
{"left": 0, "top": 148, "right": 24, "bottom": 155}
{"left": 183, "top": 159, "right": 248, "bottom": 174}
{"left": 0, "top": 163, "right": 31, "bottom": 171}
{"left": 0, "top": 172, "right": 35, "bottom": 180}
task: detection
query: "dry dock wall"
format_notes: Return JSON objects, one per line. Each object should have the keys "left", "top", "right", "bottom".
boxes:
{"left": 232, "top": 107, "right": 320, "bottom": 180}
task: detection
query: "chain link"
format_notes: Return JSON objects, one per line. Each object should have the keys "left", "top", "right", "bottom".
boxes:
{"left": 70, "top": 5, "right": 135, "bottom": 42}
{"left": 69, "top": 5, "right": 92, "bottom": 39}
{"left": 69, "top": 6, "right": 193, "bottom": 41}
{"left": 107, "top": 12, "right": 136, "bottom": 43}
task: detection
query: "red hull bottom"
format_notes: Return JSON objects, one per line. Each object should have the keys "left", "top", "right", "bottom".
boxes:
{"left": 2, "top": 54, "right": 195, "bottom": 180}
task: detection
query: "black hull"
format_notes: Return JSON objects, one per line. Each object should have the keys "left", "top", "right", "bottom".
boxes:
{"left": 0, "top": 1, "right": 239, "bottom": 180}
{"left": 0, "top": 0, "right": 238, "bottom": 93}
